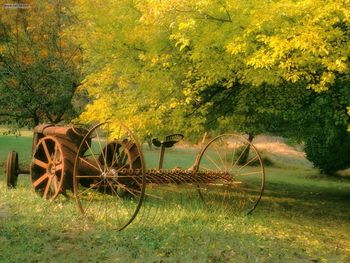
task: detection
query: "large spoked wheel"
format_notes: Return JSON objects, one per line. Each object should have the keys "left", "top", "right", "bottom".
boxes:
{"left": 195, "top": 134, "right": 265, "bottom": 215}
{"left": 73, "top": 122, "right": 146, "bottom": 231}
{"left": 31, "top": 136, "right": 67, "bottom": 201}
{"left": 6, "top": 151, "right": 19, "bottom": 188}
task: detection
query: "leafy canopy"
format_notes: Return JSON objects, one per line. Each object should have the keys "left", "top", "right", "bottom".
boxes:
{"left": 73, "top": 0, "right": 350, "bottom": 138}
{"left": 0, "top": 0, "right": 82, "bottom": 127}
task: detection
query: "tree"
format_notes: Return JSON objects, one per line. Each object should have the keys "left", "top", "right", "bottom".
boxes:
{"left": 73, "top": 0, "right": 350, "bottom": 174}
{"left": 73, "top": 0, "right": 349, "bottom": 130}
{"left": 302, "top": 78, "right": 350, "bottom": 174}
{"left": 0, "top": 0, "right": 82, "bottom": 127}
{"left": 305, "top": 127, "right": 350, "bottom": 175}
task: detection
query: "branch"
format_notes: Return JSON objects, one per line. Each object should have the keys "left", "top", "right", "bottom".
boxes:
{"left": 219, "top": 1, "right": 232, "bottom": 22}
{"left": 200, "top": 12, "right": 232, "bottom": 23}
{"left": 174, "top": 7, "right": 232, "bottom": 23}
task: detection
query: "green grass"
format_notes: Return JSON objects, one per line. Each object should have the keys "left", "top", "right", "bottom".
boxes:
{"left": 0, "top": 135, "right": 33, "bottom": 168}
{"left": 141, "top": 146, "right": 199, "bottom": 170}
{"left": 0, "top": 135, "right": 350, "bottom": 262}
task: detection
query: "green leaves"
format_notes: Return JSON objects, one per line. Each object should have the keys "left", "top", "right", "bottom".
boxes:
{"left": 73, "top": 0, "right": 349, "bottom": 142}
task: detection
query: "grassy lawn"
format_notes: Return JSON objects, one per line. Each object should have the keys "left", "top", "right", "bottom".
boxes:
{"left": 0, "top": 135, "right": 350, "bottom": 262}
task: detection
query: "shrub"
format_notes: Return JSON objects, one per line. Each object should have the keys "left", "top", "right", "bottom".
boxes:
{"left": 304, "top": 127, "right": 350, "bottom": 175}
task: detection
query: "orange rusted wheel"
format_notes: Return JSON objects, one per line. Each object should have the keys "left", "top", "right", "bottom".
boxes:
{"left": 6, "top": 151, "right": 19, "bottom": 188}
{"left": 31, "top": 136, "right": 72, "bottom": 201}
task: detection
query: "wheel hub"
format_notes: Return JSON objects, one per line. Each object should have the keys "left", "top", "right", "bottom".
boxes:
{"left": 108, "top": 168, "right": 118, "bottom": 177}
{"left": 48, "top": 163, "right": 56, "bottom": 177}
{"left": 101, "top": 171, "right": 107, "bottom": 180}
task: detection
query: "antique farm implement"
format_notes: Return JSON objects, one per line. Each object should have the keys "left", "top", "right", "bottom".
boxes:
{"left": 5, "top": 122, "right": 265, "bottom": 230}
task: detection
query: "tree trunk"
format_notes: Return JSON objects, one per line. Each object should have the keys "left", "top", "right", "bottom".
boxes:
{"left": 33, "top": 113, "right": 40, "bottom": 126}
{"left": 238, "top": 133, "right": 254, "bottom": 165}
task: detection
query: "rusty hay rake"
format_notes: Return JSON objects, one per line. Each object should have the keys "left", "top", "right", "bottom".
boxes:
{"left": 5, "top": 122, "right": 265, "bottom": 230}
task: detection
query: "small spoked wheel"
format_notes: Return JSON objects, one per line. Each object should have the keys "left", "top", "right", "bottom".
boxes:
{"left": 73, "top": 122, "right": 146, "bottom": 231}
{"left": 6, "top": 151, "right": 19, "bottom": 188}
{"left": 31, "top": 136, "right": 67, "bottom": 201}
{"left": 195, "top": 134, "right": 265, "bottom": 215}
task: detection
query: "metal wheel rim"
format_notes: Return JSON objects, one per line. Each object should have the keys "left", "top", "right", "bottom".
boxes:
{"left": 195, "top": 133, "right": 265, "bottom": 215}
{"left": 31, "top": 136, "right": 65, "bottom": 201}
{"left": 6, "top": 151, "right": 18, "bottom": 188}
{"left": 73, "top": 121, "right": 146, "bottom": 231}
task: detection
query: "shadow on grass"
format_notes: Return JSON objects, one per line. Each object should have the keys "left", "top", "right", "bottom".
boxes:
{"left": 1, "top": 168, "right": 350, "bottom": 262}
{"left": 0, "top": 211, "right": 315, "bottom": 263}
{"left": 260, "top": 178, "right": 350, "bottom": 222}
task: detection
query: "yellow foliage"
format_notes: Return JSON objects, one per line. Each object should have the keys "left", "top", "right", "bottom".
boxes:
{"left": 73, "top": 0, "right": 350, "bottom": 136}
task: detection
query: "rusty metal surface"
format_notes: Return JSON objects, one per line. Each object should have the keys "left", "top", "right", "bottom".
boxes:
{"left": 195, "top": 133, "right": 265, "bottom": 215}
{"left": 152, "top": 133, "right": 184, "bottom": 169}
{"left": 70, "top": 123, "right": 266, "bottom": 230}
{"left": 73, "top": 122, "right": 146, "bottom": 231}
{"left": 33, "top": 124, "right": 55, "bottom": 134}
{"left": 6, "top": 151, "right": 18, "bottom": 188}
{"left": 7, "top": 121, "right": 265, "bottom": 231}
{"left": 31, "top": 135, "right": 78, "bottom": 200}
{"left": 33, "top": 124, "right": 88, "bottom": 149}
{"left": 107, "top": 168, "right": 232, "bottom": 185}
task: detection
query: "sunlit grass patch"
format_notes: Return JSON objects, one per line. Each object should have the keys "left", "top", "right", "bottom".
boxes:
{"left": 1, "top": 135, "right": 350, "bottom": 262}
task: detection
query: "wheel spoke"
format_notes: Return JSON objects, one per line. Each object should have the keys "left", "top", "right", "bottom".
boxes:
{"left": 33, "top": 158, "right": 48, "bottom": 169}
{"left": 232, "top": 143, "right": 249, "bottom": 168}
{"left": 77, "top": 181, "right": 102, "bottom": 197}
{"left": 55, "top": 163, "right": 63, "bottom": 172}
{"left": 109, "top": 143, "right": 122, "bottom": 168}
{"left": 105, "top": 123, "right": 109, "bottom": 167}
{"left": 43, "top": 176, "right": 53, "bottom": 198}
{"left": 203, "top": 151, "right": 222, "bottom": 171}
{"left": 237, "top": 155, "right": 259, "bottom": 171}
{"left": 73, "top": 122, "right": 145, "bottom": 231}
{"left": 113, "top": 181, "right": 142, "bottom": 199}
{"left": 95, "top": 129, "right": 107, "bottom": 172}
{"left": 116, "top": 150, "right": 127, "bottom": 167}
{"left": 212, "top": 140, "right": 226, "bottom": 171}
{"left": 53, "top": 145, "right": 58, "bottom": 163}
{"left": 106, "top": 179, "right": 132, "bottom": 218}
{"left": 53, "top": 176, "right": 59, "bottom": 193}
{"left": 79, "top": 156, "right": 101, "bottom": 172}
{"left": 83, "top": 184, "right": 102, "bottom": 215}
{"left": 105, "top": 180, "right": 123, "bottom": 226}
{"left": 109, "top": 154, "right": 129, "bottom": 171}
{"left": 42, "top": 140, "right": 52, "bottom": 162}
{"left": 31, "top": 136, "right": 66, "bottom": 201}
{"left": 33, "top": 173, "right": 49, "bottom": 188}
{"left": 85, "top": 140, "right": 103, "bottom": 172}
{"left": 76, "top": 175, "right": 102, "bottom": 178}
{"left": 111, "top": 143, "right": 119, "bottom": 168}
{"left": 230, "top": 143, "right": 239, "bottom": 168}
{"left": 196, "top": 134, "right": 265, "bottom": 215}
